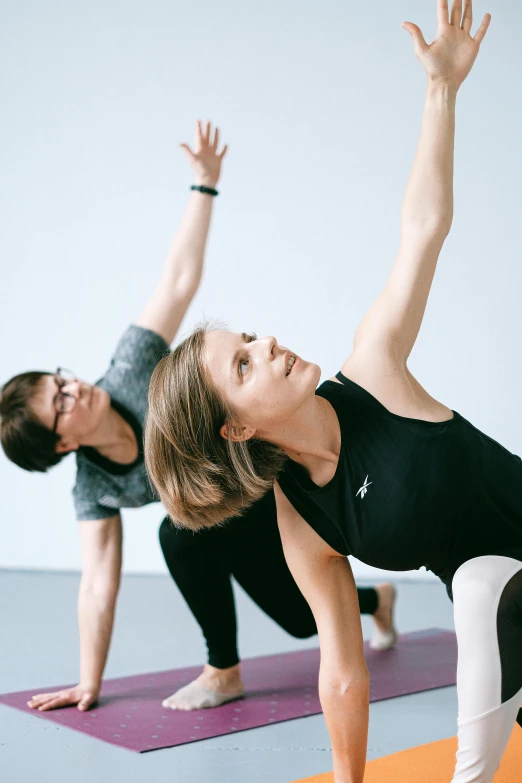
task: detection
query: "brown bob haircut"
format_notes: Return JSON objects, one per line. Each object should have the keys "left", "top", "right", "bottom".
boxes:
{"left": 0, "top": 371, "right": 63, "bottom": 472}
{"left": 144, "top": 323, "right": 286, "bottom": 531}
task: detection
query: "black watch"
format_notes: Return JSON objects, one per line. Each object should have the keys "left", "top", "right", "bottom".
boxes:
{"left": 191, "top": 184, "right": 219, "bottom": 196}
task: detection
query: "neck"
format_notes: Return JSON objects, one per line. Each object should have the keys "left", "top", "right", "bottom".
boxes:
{"left": 261, "top": 395, "right": 340, "bottom": 475}
{"left": 80, "top": 405, "right": 137, "bottom": 464}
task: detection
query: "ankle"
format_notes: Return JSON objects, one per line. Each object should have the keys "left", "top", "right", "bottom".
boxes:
{"left": 204, "top": 662, "right": 241, "bottom": 676}
{"left": 200, "top": 663, "right": 243, "bottom": 691}
{"left": 374, "top": 582, "right": 395, "bottom": 611}
{"left": 372, "top": 583, "right": 397, "bottom": 629}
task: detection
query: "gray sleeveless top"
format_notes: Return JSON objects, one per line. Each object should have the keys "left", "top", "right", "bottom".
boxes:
{"left": 72, "top": 325, "right": 169, "bottom": 521}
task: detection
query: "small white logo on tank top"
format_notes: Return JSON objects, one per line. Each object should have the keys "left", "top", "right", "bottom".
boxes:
{"left": 356, "top": 475, "right": 372, "bottom": 499}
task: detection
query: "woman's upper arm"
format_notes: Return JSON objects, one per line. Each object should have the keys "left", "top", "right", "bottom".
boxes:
{"left": 273, "top": 484, "right": 367, "bottom": 677}
{"left": 351, "top": 228, "right": 448, "bottom": 364}
{"left": 79, "top": 514, "right": 123, "bottom": 584}
{"left": 134, "top": 288, "right": 193, "bottom": 347}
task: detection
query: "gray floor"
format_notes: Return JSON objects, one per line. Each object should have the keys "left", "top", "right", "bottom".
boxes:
{"left": 0, "top": 570, "right": 458, "bottom": 783}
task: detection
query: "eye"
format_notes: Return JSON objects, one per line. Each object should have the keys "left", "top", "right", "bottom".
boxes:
{"left": 237, "top": 332, "right": 257, "bottom": 377}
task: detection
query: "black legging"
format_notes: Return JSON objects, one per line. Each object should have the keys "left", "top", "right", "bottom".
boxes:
{"left": 159, "top": 489, "right": 378, "bottom": 669}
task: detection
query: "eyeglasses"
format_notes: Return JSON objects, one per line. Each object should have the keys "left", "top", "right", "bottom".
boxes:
{"left": 52, "top": 367, "right": 77, "bottom": 434}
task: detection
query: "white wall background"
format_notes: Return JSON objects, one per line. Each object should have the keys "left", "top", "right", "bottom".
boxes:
{"left": 1, "top": 0, "right": 520, "bottom": 580}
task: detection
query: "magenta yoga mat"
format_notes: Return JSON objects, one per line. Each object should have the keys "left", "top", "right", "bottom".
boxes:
{"left": 0, "top": 628, "right": 456, "bottom": 753}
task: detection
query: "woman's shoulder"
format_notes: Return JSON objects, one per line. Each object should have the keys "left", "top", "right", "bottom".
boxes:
{"left": 316, "top": 372, "right": 385, "bottom": 415}
{"left": 329, "top": 349, "right": 454, "bottom": 424}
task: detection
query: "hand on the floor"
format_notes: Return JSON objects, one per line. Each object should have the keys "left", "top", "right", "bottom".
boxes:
{"left": 27, "top": 684, "right": 99, "bottom": 712}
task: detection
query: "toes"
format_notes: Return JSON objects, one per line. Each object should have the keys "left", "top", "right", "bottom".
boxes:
{"left": 162, "top": 680, "right": 244, "bottom": 711}
{"left": 162, "top": 692, "right": 200, "bottom": 711}
{"left": 162, "top": 697, "right": 181, "bottom": 710}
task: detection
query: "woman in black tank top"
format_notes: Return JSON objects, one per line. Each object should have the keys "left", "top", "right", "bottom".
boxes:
{"left": 146, "top": 4, "right": 517, "bottom": 782}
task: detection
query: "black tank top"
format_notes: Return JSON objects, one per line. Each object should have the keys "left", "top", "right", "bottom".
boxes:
{"left": 277, "top": 372, "right": 522, "bottom": 585}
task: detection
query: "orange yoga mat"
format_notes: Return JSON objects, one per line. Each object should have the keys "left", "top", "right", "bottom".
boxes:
{"left": 292, "top": 726, "right": 522, "bottom": 783}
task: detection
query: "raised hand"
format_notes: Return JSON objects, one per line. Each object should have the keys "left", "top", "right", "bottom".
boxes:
{"left": 402, "top": 0, "right": 491, "bottom": 91}
{"left": 27, "top": 683, "right": 99, "bottom": 712}
{"left": 180, "top": 120, "right": 228, "bottom": 189}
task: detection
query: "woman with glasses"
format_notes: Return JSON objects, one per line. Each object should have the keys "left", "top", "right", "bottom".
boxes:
{"left": 0, "top": 122, "right": 396, "bottom": 714}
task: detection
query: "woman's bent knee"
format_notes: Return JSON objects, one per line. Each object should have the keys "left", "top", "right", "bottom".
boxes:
{"left": 452, "top": 555, "right": 522, "bottom": 611}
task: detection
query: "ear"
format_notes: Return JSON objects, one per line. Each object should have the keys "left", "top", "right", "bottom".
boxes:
{"left": 219, "top": 422, "right": 256, "bottom": 443}
{"left": 55, "top": 438, "right": 79, "bottom": 455}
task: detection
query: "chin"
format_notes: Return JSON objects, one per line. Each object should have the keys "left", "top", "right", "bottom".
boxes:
{"left": 93, "top": 386, "right": 110, "bottom": 414}
{"left": 310, "top": 362, "right": 322, "bottom": 387}
{"left": 292, "top": 365, "right": 321, "bottom": 406}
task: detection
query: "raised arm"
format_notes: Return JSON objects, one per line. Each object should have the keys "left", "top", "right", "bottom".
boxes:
{"left": 135, "top": 121, "right": 228, "bottom": 345}
{"left": 274, "top": 484, "right": 369, "bottom": 783}
{"left": 350, "top": 1, "right": 490, "bottom": 366}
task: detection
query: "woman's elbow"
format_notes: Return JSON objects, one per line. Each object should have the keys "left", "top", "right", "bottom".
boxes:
{"left": 401, "top": 213, "right": 453, "bottom": 240}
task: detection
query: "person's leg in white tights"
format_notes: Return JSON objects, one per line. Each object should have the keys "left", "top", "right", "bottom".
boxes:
{"left": 451, "top": 555, "right": 522, "bottom": 783}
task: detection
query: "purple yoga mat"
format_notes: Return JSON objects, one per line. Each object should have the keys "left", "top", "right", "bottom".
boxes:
{"left": 0, "top": 628, "right": 456, "bottom": 753}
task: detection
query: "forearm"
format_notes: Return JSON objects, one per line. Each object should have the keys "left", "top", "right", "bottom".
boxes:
{"left": 320, "top": 673, "right": 370, "bottom": 783}
{"left": 159, "top": 186, "right": 216, "bottom": 298}
{"left": 135, "top": 121, "right": 226, "bottom": 343}
{"left": 401, "top": 81, "right": 457, "bottom": 232}
{"left": 78, "top": 579, "right": 119, "bottom": 688}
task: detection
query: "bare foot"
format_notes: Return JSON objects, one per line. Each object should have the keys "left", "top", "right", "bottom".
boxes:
{"left": 162, "top": 663, "right": 245, "bottom": 711}
{"left": 370, "top": 582, "right": 398, "bottom": 650}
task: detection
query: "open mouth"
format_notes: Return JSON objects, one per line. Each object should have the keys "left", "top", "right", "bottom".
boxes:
{"left": 286, "top": 356, "right": 296, "bottom": 377}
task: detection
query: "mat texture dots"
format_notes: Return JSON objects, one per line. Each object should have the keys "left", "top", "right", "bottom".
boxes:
{"left": 0, "top": 628, "right": 456, "bottom": 753}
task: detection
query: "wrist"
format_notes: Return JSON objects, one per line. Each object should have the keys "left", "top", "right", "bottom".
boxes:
{"left": 191, "top": 184, "right": 219, "bottom": 197}
{"left": 194, "top": 176, "right": 219, "bottom": 189}
{"left": 426, "top": 79, "right": 459, "bottom": 101}
{"left": 79, "top": 680, "right": 101, "bottom": 693}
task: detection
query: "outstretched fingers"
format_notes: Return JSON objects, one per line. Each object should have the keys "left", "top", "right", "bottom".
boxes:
{"left": 462, "top": 0, "right": 473, "bottom": 33}
{"left": 473, "top": 13, "right": 491, "bottom": 45}
{"left": 450, "top": 0, "right": 489, "bottom": 42}
{"left": 210, "top": 125, "right": 228, "bottom": 157}
{"left": 37, "top": 696, "right": 66, "bottom": 711}
{"left": 28, "top": 692, "right": 66, "bottom": 711}
{"left": 438, "top": 0, "right": 449, "bottom": 27}
{"left": 195, "top": 119, "right": 203, "bottom": 148}
{"left": 180, "top": 142, "right": 196, "bottom": 164}
{"left": 449, "top": 0, "right": 463, "bottom": 27}
{"left": 196, "top": 120, "right": 218, "bottom": 150}
{"left": 183, "top": 121, "right": 227, "bottom": 161}
{"left": 401, "top": 22, "right": 428, "bottom": 58}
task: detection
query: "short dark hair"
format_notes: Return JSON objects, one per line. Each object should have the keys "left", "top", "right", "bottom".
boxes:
{"left": 0, "top": 371, "right": 66, "bottom": 472}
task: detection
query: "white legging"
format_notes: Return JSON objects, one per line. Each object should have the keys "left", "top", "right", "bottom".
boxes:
{"left": 452, "top": 555, "right": 522, "bottom": 782}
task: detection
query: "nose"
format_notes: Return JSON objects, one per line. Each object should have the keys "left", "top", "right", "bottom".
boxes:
{"left": 62, "top": 379, "right": 81, "bottom": 398}
{"left": 257, "top": 336, "right": 277, "bottom": 360}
